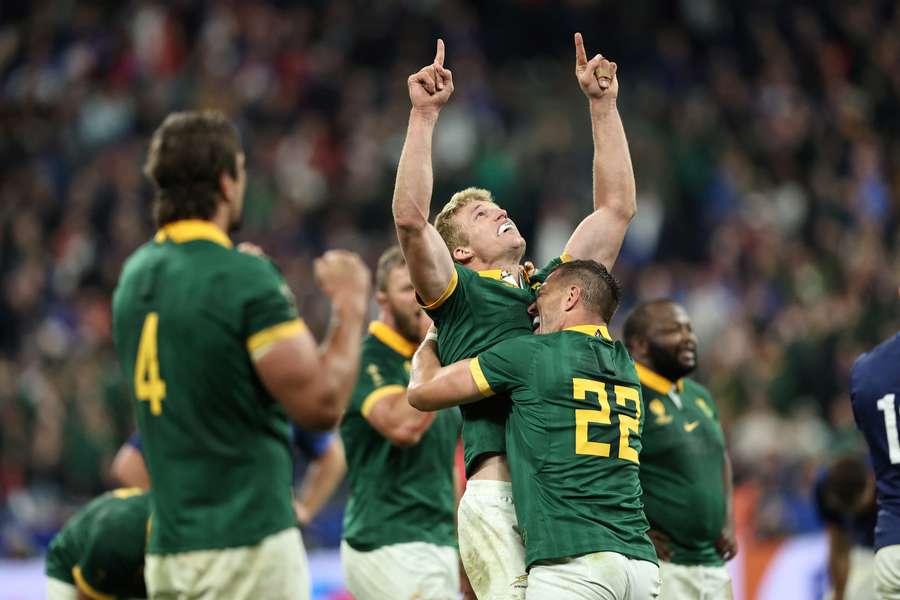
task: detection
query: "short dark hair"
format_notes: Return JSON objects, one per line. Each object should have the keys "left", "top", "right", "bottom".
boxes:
{"left": 623, "top": 299, "right": 674, "bottom": 349}
{"left": 821, "top": 454, "right": 870, "bottom": 515}
{"left": 144, "top": 110, "right": 241, "bottom": 227}
{"left": 376, "top": 246, "right": 407, "bottom": 293}
{"left": 550, "top": 259, "right": 622, "bottom": 322}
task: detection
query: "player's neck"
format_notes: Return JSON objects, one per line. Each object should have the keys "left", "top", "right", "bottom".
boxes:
{"left": 466, "top": 257, "right": 521, "bottom": 277}
{"left": 559, "top": 310, "right": 607, "bottom": 332}
{"left": 209, "top": 205, "right": 231, "bottom": 235}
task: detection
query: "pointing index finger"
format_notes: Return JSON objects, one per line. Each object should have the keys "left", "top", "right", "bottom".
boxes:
{"left": 435, "top": 38, "right": 445, "bottom": 67}
{"left": 574, "top": 32, "right": 587, "bottom": 67}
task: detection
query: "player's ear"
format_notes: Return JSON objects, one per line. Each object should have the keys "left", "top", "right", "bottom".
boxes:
{"left": 375, "top": 289, "right": 389, "bottom": 308}
{"left": 452, "top": 246, "right": 474, "bottom": 264}
{"left": 563, "top": 285, "right": 580, "bottom": 312}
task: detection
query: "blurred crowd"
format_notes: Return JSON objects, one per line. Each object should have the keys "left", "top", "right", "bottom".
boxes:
{"left": 2, "top": 0, "right": 899, "bottom": 557}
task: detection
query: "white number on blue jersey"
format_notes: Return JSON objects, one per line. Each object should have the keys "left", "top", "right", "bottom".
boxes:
{"left": 877, "top": 393, "right": 900, "bottom": 464}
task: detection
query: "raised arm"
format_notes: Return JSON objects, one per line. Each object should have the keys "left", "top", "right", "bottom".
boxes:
{"left": 564, "top": 33, "right": 636, "bottom": 270}
{"left": 407, "top": 337, "right": 484, "bottom": 411}
{"left": 392, "top": 39, "right": 457, "bottom": 305}
{"left": 254, "top": 251, "right": 370, "bottom": 431}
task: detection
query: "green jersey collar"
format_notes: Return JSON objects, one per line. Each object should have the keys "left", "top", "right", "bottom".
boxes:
{"left": 563, "top": 324, "right": 612, "bottom": 341}
{"left": 154, "top": 219, "right": 233, "bottom": 248}
{"left": 635, "top": 362, "right": 684, "bottom": 395}
{"left": 369, "top": 321, "right": 417, "bottom": 358}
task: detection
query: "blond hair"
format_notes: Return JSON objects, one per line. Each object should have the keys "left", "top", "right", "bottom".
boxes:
{"left": 375, "top": 246, "right": 406, "bottom": 293}
{"left": 433, "top": 187, "right": 494, "bottom": 254}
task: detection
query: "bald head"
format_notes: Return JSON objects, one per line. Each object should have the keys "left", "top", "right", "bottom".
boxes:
{"left": 623, "top": 299, "right": 698, "bottom": 380}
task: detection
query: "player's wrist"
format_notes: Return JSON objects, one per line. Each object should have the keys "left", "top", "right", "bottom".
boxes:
{"left": 589, "top": 97, "right": 617, "bottom": 115}
{"left": 410, "top": 106, "right": 441, "bottom": 123}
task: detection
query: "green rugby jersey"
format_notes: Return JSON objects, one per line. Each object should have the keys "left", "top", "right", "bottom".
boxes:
{"left": 636, "top": 363, "right": 727, "bottom": 566}
{"left": 112, "top": 220, "right": 302, "bottom": 554}
{"left": 46, "top": 488, "right": 149, "bottom": 598}
{"left": 471, "top": 325, "right": 657, "bottom": 568}
{"left": 422, "top": 257, "right": 563, "bottom": 476}
{"left": 341, "top": 321, "right": 461, "bottom": 551}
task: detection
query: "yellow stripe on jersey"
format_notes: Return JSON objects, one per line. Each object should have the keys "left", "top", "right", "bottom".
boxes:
{"left": 469, "top": 358, "right": 495, "bottom": 398}
{"left": 154, "top": 219, "right": 233, "bottom": 248}
{"left": 634, "top": 362, "right": 684, "bottom": 395}
{"left": 563, "top": 324, "right": 612, "bottom": 341}
{"left": 368, "top": 321, "right": 417, "bottom": 358}
{"left": 560, "top": 251, "right": 572, "bottom": 263}
{"left": 247, "top": 319, "right": 308, "bottom": 357}
{"left": 418, "top": 269, "right": 459, "bottom": 310}
{"left": 72, "top": 565, "right": 115, "bottom": 600}
{"left": 361, "top": 384, "right": 407, "bottom": 417}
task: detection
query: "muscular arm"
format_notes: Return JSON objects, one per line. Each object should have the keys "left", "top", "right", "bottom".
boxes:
{"left": 366, "top": 388, "right": 437, "bottom": 447}
{"left": 254, "top": 251, "right": 369, "bottom": 431}
{"left": 407, "top": 339, "right": 483, "bottom": 411}
{"left": 294, "top": 437, "right": 346, "bottom": 526}
{"left": 564, "top": 33, "right": 636, "bottom": 270}
{"left": 392, "top": 40, "right": 456, "bottom": 305}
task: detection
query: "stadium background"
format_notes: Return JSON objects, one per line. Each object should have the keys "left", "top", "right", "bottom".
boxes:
{"left": 2, "top": 0, "right": 900, "bottom": 598}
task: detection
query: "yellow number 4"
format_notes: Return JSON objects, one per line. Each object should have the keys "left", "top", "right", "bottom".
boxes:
{"left": 573, "top": 378, "right": 640, "bottom": 464}
{"left": 135, "top": 312, "right": 166, "bottom": 415}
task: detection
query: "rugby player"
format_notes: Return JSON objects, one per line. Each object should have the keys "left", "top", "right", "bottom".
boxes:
{"left": 813, "top": 454, "right": 877, "bottom": 600}
{"left": 340, "top": 246, "right": 462, "bottom": 599}
{"left": 408, "top": 260, "right": 659, "bottom": 599}
{"left": 850, "top": 311, "right": 900, "bottom": 598}
{"left": 622, "top": 300, "right": 736, "bottom": 598}
{"left": 112, "top": 110, "right": 370, "bottom": 599}
{"left": 46, "top": 488, "right": 149, "bottom": 600}
{"left": 392, "top": 34, "right": 635, "bottom": 598}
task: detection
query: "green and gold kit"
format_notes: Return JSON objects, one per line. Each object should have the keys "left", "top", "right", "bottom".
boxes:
{"left": 470, "top": 326, "right": 657, "bottom": 568}
{"left": 341, "top": 321, "right": 461, "bottom": 551}
{"left": 46, "top": 488, "right": 150, "bottom": 598}
{"left": 112, "top": 220, "right": 303, "bottom": 554}
{"left": 636, "top": 363, "right": 726, "bottom": 566}
{"left": 422, "top": 257, "right": 563, "bottom": 476}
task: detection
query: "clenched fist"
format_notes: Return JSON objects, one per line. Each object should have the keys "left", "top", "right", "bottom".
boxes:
{"left": 314, "top": 250, "right": 371, "bottom": 315}
{"left": 574, "top": 33, "right": 618, "bottom": 104}
{"left": 407, "top": 39, "right": 454, "bottom": 114}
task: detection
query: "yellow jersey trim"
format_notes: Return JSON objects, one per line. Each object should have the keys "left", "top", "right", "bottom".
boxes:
{"left": 154, "top": 219, "right": 233, "bottom": 248}
{"left": 72, "top": 566, "right": 115, "bottom": 600}
{"left": 563, "top": 324, "right": 612, "bottom": 341}
{"left": 635, "top": 363, "right": 684, "bottom": 395}
{"left": 419, "top": 269, "right": 459, "bottom": 310}
{"left": 469, "top": 358, "right": 495, "bottom": 397}
{"left": 369, "top": 321, "right": 416, "bottom": 358}
{"left": 247, "top": 319, "right": 307, "bottom": 355}
{"left": 560, "top": 252, "right": 572, "bottom": 263}
{"left": 361, "top": 384, "right": 406, "bottom": 417}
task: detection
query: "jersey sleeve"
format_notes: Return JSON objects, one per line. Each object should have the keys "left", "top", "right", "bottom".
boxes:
{"left": 73, "top": 499, "right": 144, "bottom": 599}
{"left": 292, "top": 427, "right": 334, "bottom": 460}
{"left": 351, "top": 350, "right": 408, "bottom": 419}
{"left": 126, "top": 431, "right": 143, "bottom": 454}
{"left": 529, "top": 254, "right": 568, "bottom": 286}
{"left": 418, "top": 264, "right": 472, "bottom": 326}
{"left": 470, "top": 336, "right": 539, "bottom": 398}
{"left": 239, "top": 256, "right": 306, "bottom": 358}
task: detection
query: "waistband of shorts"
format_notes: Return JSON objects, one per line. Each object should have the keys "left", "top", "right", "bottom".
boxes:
{"left": 462, "top": 480, "right": 514, "bottom": 497}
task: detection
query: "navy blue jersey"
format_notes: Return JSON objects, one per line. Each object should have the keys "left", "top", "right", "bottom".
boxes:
{"left": 850, "top": 332, "right": 900, "bottom": 551}
{"left": 290, "top": 426, "right": 333, "bottom": 460}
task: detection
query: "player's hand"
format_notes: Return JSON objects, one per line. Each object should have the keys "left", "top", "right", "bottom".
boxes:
{"left": 716, "top": 523, "right": 738, "bottom": 561}
{"left": 521, "top": 261, "right": 536, "bottom": 281}
{"left": 647, "top": 528, "right": 672, "bottom": 562}
{"left": 574, "top": 33, "right": 618, "bottom": 103}
{"left": 237, "top": 242, "right": 266, "bottom": 257}
{"left": 314, "top": 250, "right": 371, "bottom": 314}
{"left": 407, "top": 39, "right": 454, "bottom": 115}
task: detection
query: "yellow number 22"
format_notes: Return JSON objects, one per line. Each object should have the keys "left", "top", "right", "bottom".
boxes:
{"left": 573, "top": 378, "right": 640, "bottom": 464}
{"left": 135, "top": 312, "right": 166, "bottom": 415}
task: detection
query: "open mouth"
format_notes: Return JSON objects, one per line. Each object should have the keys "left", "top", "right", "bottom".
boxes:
{"left": 497, "top": 221, "right": 514, "bottom": 236}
